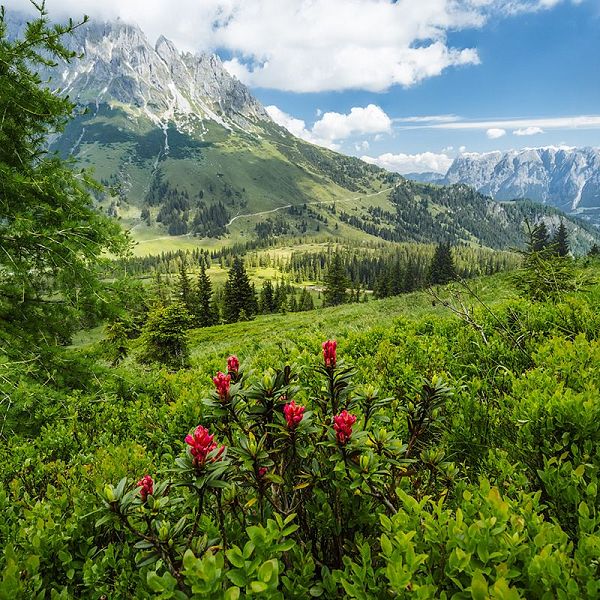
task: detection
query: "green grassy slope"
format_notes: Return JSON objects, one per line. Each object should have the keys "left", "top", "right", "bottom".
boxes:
{"left": 53, "top": 105, "right": 600, "bottom": 256}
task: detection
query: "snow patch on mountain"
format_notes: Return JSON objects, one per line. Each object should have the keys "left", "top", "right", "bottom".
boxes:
{"left": 444, "top": 147, "right": 600, "bottom": 213}
{"left": 30, "top": 19, "right": 271, "bottom": 134}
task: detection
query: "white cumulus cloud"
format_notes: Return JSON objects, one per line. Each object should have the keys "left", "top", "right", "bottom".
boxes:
{"left": 514, "top": 126, "right": 545, "bottom": 136}
{"left": 266, "top": 104, "right": 391, "bottom": 149}
{"left": 362, "top": 152, "right": 453, "bottom": 175}
{"left": 312, "top": 105, "right": 392, "bottom": 143}
{"left": 486, "top": 128, "right": 507, "bottom": 139}
{"left": 9, "top": 0, "right": 582, "bottom": 93}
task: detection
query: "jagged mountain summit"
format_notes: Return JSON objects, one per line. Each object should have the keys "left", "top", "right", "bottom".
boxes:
{"left": 46, "top": 20, "right": 269, "bottom": 133}
{"left": 442, "top": 147, "right": 600, "bottom": 219}
{"left": 8, "top": 12, "right": 599, "bottom": 251}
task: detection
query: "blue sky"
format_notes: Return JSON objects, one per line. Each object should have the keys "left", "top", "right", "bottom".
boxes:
{"left": 14, "top": 0, "right": 600, "bottom": 173}
{"left": 251, "top": 0, "right": 600, "bottom": 172}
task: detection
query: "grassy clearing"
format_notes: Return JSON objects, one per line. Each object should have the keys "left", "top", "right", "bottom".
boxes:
{"left": 185, "top": 271, "right": 516, "bottom": 364}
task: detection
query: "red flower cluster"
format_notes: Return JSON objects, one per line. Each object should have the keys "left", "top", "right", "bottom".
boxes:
{"left": 227, "top": 355, "right": 240, "bottom": 374}
{"left": 213, "top": 371, "right": 231, "bottom": 399}
{"left": 283, "top": 400, "right": 305, "bottom": 429}
{"left": 185, "top": 425, "right": 224, "bottom": 466}
{"left": 136, "top": 475, "right": 154, "bottom": 502}
{"left": 333, "top": 410, "right": 356, "bottom": 445}
{"left": 258, "top": 467, "right": 268, "bottom": 478}
{"left": 322, "top": 340, "right": 337, "bottom": 368}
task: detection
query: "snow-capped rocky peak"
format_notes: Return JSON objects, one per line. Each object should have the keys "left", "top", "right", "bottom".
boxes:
{"left": 38, "top": 19, "right": 270, "bottom": 132}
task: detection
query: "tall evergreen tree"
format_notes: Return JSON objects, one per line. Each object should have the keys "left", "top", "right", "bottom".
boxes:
{"left": 0, "top": 8, "right": 128, "bottom": 357}
{"left": 403, "top": 260, "right": 418, "bottom": 292}
{"left": 176, "top": 260, "right": 194, "bottom": 315}
{"left": 428, "top": 243, "right": 457, "bottom": 285}
{"left": 531, "top": 222, "right": 550, "bottom": 252}
{"left": 323, "top": 253, "right": 349, "bottom": 306}
{"left": 222, "top": 257, "right": 256, "bottom": 323}
{"left": 299, "top": 288, "right": 315, "bottom": 311}
{"left": 196, "top": 264, "right": 216, "bottom": 327}
{"left": 260, "top": 280, "right": 276, "bottom": 313}
{"left": 551, "top": 221, "right": 570, "bottom": 257}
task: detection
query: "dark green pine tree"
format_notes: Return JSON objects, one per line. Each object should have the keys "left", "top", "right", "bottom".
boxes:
{"left": 274, "top": 280, "right": 288, "bottom": 312}
{"left": 551, "top": 221, "right": 570, "bottom": 257}
{"left": 299, "top": 288, "right": 315, "bottom": 311}
{"left": 260, "top": 280, "right": 276, "bottom": 313}
{"left": 176, "top": 260, "right": 195, "bottom": 316}
{"left": 373, "top": 274, "right": 389, "bottom": 299}
{"left": 323, "top": 253, "right": 349, "bottom": 306}
{"left": 403, "top": 260, "right": 418, "bottom": 292}
{"left": 530, "top": 222, "right": 550, "bottom": 252}
{"left": 588, "top": 244, "right": 600, "bottom": 258}
{"left": 389, "top": 261, "right": 404, "bottom": 296}
{"left": 0, "top": 8, "right": 128, "bottom": 357}
{"left": 428, "top": 243, "right": 457, "bottom": 285}
{"left": 196, "top": 263, "right": 216, "bottom": 327}
{"left": 222, "top": 257, "right": 257, "bottom": 323}
{"left": 288, "top": 294, "right": 298, "bottom": 312}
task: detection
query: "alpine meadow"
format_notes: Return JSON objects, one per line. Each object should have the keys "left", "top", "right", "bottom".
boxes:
{"left": 2, "top": 2, "right": 600, "bottom": 599}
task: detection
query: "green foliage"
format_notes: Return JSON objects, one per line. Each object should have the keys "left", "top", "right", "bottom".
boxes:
{"left": 514, "top": 251, "right": 578, "bottom": 301}
{"left": 551, "top": 220, "right": 570, "bottom": 257}
{"left": 0, "top": 5, "right": 128, "bottom": 361}
{"left": 140, "top": 303, "right": 192, "bottom": 368}
{"left": 196, "top": 263, "right": 218, "bottom": 327}
{"left": 323, "top": 253, "right": 349, "bottom": 306}
{"left": 223, "top": 257, "right": 257, "bottom": 323}
{"left": 428, "top": 243, "right": 457, "bottom": 285}
{"left": 1, "top": 258, "right": 600, "bottom": 597}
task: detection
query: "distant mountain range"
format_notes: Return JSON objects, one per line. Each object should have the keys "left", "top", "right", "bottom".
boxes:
{"left": 407, "top": 147, "right": 600, "bottom": 225}
{"left": 8, "top": 12, "right": 600, "bottom": 252}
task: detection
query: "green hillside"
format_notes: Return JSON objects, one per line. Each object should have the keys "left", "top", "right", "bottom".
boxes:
{"left": 53, "top": 105, "right": 599, "bottom": 256}
{"left": 5, "top": 262, "right": 600, "bottom": 597}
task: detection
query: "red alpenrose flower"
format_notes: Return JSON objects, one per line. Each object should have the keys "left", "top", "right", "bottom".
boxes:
{"left": 227, "top": 355, "right": 240, "bottom": 374}
{"left": 258, "top": 467, "right": 268, "bottom": 478}
{"left": 185, "top": 425, "right": 225, "bottom": 466}
{"left": 283, "top": 400, "right": 305, "bottom": 429}
{"left": 333, "top": 410, "right": 356, "bottom": 445}
{"left": 136, "top": 475, "right": 154, "bottom": 501}
{"left": 213, "top": 371, "right": 231, "bottom": 399}
{"left": 322, "top": 340, "right": 337, "bottom": 368}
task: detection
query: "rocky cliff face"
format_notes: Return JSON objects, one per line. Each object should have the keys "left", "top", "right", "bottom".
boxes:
{"left": 444, "top": 147, "right": 600, "bottom": 214}
{"left": 41, "top": 19, "right": 270, "bottom": 132}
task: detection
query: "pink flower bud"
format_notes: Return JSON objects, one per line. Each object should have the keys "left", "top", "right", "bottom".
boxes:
{"left": 283, "top": 400, "right": 305, "bottom": 430}
{"left": 333, "top": 410, "right": 356, "bottom": 445}
{"left": 213, "top": 371, "right": 231, "bottom": 399}
{"left": 136, "top": 475, "right": 154, "bottom": 502}
{"left": 227, "top": 355, "right": 240, "bottom": 374}
{"left": 322, "top": 340, "right": 337, "bottom": 368}
{"left": 185, "top": 425, "right": 225, "bottom": 466}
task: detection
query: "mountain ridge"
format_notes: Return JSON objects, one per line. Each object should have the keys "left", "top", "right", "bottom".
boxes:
{"left": 7, "top": 12, "right": 599, "bottom": 252}
{"left": 406, "top": 146, "right": 600, "bottom": 224}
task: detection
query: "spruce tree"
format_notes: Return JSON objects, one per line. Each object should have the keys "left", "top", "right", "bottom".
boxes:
{"left": 260, "top": 280, "right": 276, "bottom": 313}
{"left": 403, "top": 261, "right": 418, "bottom": 292}
{"left": 428, "top": 243, "right": 457, "bottom": 285}
{"left": 0, "top": 8, "right": 128, "bottom": 357}
{"left": 531, "top": 222, "right": 550, "bottom": 252}
{"left": 196, "top": 264, "right": 216, "bottom": 327}
{"left": 323, "top": 253, "right": 349, "bottom": 306}
{"left": 176, "top": 260, "right": 194, "bottom": 316}
{"left": 551, "top": 221, "right": 570, "bottom": 257}
{"left": 299, "top": 288, "right": 314, "bottom": 311}
{"left": 222, "top": 257, "right": 256, "bottom": 323}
